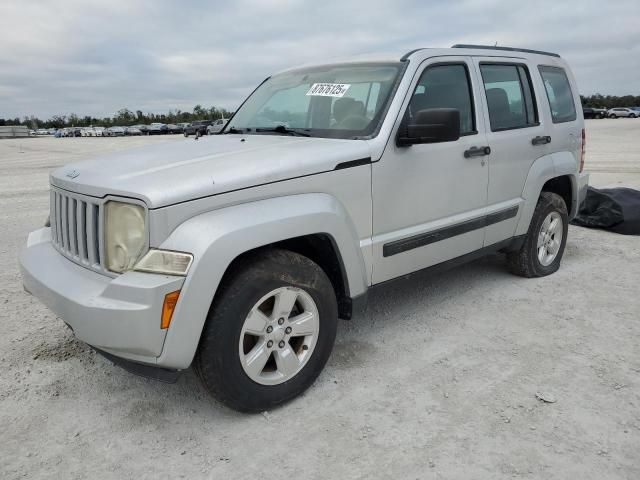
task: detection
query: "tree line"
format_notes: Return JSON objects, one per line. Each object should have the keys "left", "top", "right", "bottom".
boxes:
{"left": 0, "top": 105, "right": 233, "bottom": 129}
{"left": 2, "top": 95, "right": 640, "bottom": 128}
{"left": 580, "top": 94, "right": 640, "bottom": 109}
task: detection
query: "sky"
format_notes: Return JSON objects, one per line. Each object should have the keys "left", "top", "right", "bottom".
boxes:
{"left": 1, "top": 0, "right": 639, "bottom": 119}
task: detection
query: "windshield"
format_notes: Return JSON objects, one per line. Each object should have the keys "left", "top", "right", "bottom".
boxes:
{"left": 224, "top": 62, "right": 403, "bottom": 139}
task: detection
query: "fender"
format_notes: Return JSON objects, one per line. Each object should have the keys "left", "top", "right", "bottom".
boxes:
{"left": 551, "top": 151, "right": 580, "bottom": 218}
{"left": 155, "top": 193, "right": 368, "bottom": 369}
{"left": 515, "top": 152, "right": 578, "bottom": 236}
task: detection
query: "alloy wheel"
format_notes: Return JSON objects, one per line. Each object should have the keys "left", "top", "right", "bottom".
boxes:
{"left": 537, "top": 211, "right": 563, "bottom": 267}
{"left": 239, "top": 286, "right": 320, "bottom": 385}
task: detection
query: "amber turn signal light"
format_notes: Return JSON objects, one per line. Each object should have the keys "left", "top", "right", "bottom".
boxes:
{"left": 161, "top": 290, "right": 180, "bottom": 329}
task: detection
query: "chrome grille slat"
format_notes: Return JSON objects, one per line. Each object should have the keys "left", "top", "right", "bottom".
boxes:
{"left": 68, "top": 198, "right": 77, "bottom": 256}
{"left": 50, "top": 187, "right": 105, "bottom": 274}
{"left": 55, "top": 192, "right": 62, "bottom": 246}
{"left": 77, "top": 200, "right": 87, "bottom": 261}
{"left": 61, "top": 195, "right": 68, "bottom": 251}
{"left": 87, "top": 203, "right": 98, "bottom": 266}
{"left": 97, "top": 203, "right": 104, "bottom": 267}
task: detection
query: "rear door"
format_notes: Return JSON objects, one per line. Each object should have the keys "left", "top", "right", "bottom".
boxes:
{"left": 472, "top": 57, "right": 548, "bottom": 246}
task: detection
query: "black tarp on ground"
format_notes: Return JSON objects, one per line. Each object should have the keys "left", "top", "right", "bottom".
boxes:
{"left": 571, "top": 187, "right": 640, "bottom": 235}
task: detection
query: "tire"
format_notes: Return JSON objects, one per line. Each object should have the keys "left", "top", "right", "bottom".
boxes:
{"left": 630, "top": 114, "right": 637, "bottom": 118}
{"left": 609, "top": 114, "right": 617, "bottom": 119}
{"left": 194, "top": 249, "right": 338, "bottom": 412}
{"left": 507, "top": 192, "right": 568, "bottom": 278}
{"left": 184, "top": 132, "right": 189, "bottom": 137}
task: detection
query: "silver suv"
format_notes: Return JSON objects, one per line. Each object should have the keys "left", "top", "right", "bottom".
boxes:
{"left": 606, "top": 107, "right": 638, "bottom": 118}
{"left": 20, "top": 45, "right": 589, "bottom": 412}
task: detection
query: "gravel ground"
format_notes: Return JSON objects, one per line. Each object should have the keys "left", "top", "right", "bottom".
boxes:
{"left": 1, "top": 120, "right": 639, "bottom": 479}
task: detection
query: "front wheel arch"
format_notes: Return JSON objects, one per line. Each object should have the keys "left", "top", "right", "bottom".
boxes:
{"left": 154, "top": 194, "right": 368, "bottom": 370}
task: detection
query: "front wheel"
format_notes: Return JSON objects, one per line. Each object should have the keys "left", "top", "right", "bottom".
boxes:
{"left": 507, "top": 192, "right": 568, "bottom": 278}
{"left": 195, "top": 249, "right": 338, "bottom": 412}
{"left": 630, "top": 114, "right": 637, "bottom": 118}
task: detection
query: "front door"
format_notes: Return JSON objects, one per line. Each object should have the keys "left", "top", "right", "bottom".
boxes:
{"left": 371, "top": 57, "right": 490, "bottom": 284}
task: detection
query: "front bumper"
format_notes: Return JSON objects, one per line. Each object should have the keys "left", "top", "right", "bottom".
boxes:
{"left": 19, "top": 228, "right": 184, "bottom": 366}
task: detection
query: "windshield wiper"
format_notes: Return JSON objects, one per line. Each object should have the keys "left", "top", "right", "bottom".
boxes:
{"left": 224, "top": 126, "right": 248, "bottom": 134}
{"left": 255, "top": 125, "right": 312, "bottom": 137}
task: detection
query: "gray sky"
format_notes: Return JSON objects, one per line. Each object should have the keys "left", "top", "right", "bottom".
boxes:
{"left": 1, "top": 0, "right": 639, "bottom": 119}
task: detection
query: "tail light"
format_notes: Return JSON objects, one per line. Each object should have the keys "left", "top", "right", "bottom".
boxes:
{"left": 579, "top": 128, "right": 586, "bottom": 173}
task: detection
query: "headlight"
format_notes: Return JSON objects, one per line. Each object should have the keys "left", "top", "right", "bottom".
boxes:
{"left": 134, "top": 249, "right": 193, "bottom": 276}
{"left": 104, "top": 201, "right": 147, "bottom": 273}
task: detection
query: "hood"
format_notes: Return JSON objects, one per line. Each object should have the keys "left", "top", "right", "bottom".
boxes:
{"left": 50, "top": 135, "right": 372, "bottom": 208}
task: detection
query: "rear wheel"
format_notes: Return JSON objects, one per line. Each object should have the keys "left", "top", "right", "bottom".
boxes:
{"left": 195, "top": 249, "right": 338, "bottom": 412}
{"left": 507, "top": 192, "right": 568, "bottom": 278}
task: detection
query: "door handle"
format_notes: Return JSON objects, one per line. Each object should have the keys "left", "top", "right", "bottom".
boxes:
{"left": 531, "top": 135, "right": 551, "bottom": 146}
{"left": 464, "top": 146, "right": 491, "bottom": 158}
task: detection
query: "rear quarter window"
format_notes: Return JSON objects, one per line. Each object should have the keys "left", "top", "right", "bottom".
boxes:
{"left": 538, "top": 66, "right": 577, "bottom": 123}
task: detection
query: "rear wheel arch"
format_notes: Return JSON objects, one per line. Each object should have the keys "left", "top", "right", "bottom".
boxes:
{"left": 541, "top": 175, "right": 573, "bottom": 215}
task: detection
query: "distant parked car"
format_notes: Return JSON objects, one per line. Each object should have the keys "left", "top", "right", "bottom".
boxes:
{"left": 582, "top": 107, "right": 606, "bottom": 119}
{"left": 81, "top": 128, "right": 95, "bottom": 137}
{"left": 148, "top": 123, "right": 169, "bottom": 135}
{"left": 130, "top": 124, "right": 149, "bottom": 135}
{"left": 93, "top": 127, "right": 105, "bottom": 137}
{"left": 70, "top": 127, "right": 83, "bottom": 137}
{"left": 607, "top": 108, "right": 638, "bottom": 118}
{"left": 125, "top": 126, "right": 142, "bottom": 136}
{"left": 166, "top": 124, "right": 183, "bottom": 134}
{"left": 184, "top": 120, "right": 212, "bottom": 137}
{"left": 207, "top": 119, "right": 228, "bottom": 135}
{"left": 105, "top": 126, "right": 126, "bottom": 137}
{"left": 36, "top": 129, "right": 48, "bottom": 135}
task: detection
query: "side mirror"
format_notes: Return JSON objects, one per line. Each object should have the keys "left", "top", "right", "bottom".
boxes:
{"left": 397, "top": 108, "right": 461, "bottom": 147}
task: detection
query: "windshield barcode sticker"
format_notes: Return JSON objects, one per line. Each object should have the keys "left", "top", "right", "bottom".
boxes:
{"left": 306, "top": 83, "right": 351, "bottom": 97}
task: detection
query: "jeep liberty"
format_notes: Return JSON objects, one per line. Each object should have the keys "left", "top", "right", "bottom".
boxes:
{"left": 20, "top": 45, "right": 589, "bottom": 412}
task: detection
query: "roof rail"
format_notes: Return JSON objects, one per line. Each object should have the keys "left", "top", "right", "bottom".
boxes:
{"left": 451, "top": 44, "right": 560, "bottom": 58}
{"left": 400, "top": 48, "right": 425, "bottom": 61}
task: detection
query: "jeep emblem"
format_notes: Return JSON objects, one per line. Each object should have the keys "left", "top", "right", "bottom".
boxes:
{"left": 66, "top": 169, "right": 80, "bottom": 179}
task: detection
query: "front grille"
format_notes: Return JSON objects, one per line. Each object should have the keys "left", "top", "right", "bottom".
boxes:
{"left": 50, "top": 187, "right": 106, "bottom": 274}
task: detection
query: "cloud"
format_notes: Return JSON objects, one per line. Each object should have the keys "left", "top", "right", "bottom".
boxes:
{"left": 0, "top": 0, "right": 638, "bottom": 119}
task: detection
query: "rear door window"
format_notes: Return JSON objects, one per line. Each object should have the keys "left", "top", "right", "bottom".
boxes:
{"left": 538, "top": 66, "right": 577, "bottom": 123}
{"left": 480, "top": 63, "right": 538, "bottom": 131}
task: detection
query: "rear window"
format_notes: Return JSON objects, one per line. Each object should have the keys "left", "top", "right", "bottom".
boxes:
{"left": 538, "top": 66, "right": 577, "bottom": 123}
{"left": 480, "top": 63, "right": 538, "bottom": 132}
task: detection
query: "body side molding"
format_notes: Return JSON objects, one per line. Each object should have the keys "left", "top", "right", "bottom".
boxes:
{"left": 383, "top": 206, "right": 519, "bottom": 257}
